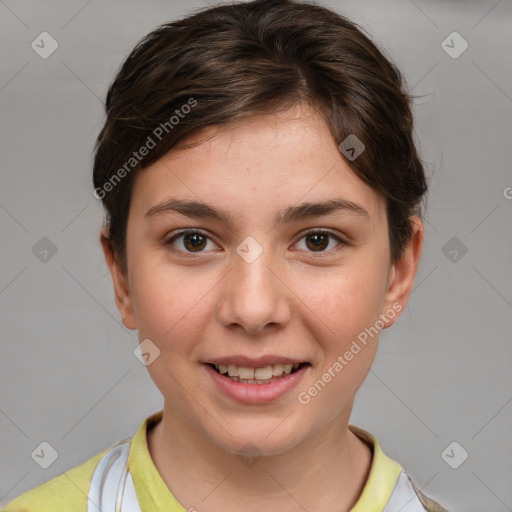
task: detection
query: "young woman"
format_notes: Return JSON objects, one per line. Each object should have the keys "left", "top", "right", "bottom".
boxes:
{"left": 3, "top": 1, "right": 448, "bottom": 510}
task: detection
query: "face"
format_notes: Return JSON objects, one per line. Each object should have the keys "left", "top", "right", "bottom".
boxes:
{"left": 103, "top": 102, "right": 422, "bottom": 456}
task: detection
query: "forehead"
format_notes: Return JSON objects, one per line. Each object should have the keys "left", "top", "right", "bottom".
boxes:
{"left": 130, "top": 104, "right": 386, "bottom": 227}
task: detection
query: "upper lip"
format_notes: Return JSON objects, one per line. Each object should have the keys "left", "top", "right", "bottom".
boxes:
{"left": 205, "top": 355, "right": 309, "bottom": 367}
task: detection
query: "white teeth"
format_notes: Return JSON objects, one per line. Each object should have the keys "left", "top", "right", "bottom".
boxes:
{"left": 272, "top": 364, "right": 284, "bottom": 376}
{"left": 254, "top": 366, "right": 273, "bottom": 380}
{"left": 238, "top": 366, "right": 255, "bottom": 379}
{"left": 214, "top": 362, "right": 304, "bottom": 380}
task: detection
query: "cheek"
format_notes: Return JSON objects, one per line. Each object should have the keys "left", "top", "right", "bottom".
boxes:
{"left": 296, "top": 267, "right": 387, "bottom": 412}
{"left": 300, "top": 262, "right": 388, "bottom": 343}
{"left": 129, "top": 263, "right": 215, "bottom": 397}
{"left": 129, "top": 258, "right": 215, "bottom": 345}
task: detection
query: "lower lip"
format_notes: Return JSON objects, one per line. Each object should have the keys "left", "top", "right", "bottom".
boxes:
{"left": 204, "top": 364, "right": 310, "bottom": 405}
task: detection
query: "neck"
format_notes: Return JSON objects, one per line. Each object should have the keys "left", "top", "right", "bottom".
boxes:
{"left": 147, "top": 402, "right": 372, "bottom": 512}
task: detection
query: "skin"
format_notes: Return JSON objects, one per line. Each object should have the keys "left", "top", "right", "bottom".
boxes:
{"left": 100, "top": 102, "right": 423, "bottom": 512}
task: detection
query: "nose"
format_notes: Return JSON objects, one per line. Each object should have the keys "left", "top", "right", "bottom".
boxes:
{"left": 216, "top": 244, "right": 292, "bottom": 336}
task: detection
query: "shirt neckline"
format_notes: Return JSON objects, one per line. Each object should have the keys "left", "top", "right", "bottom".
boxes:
{"left": 128, "top": 410, "right": 403, "bottom": 511}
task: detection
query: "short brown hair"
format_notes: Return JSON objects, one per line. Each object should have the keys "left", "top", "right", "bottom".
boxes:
{"left": 93, "top": 0, "right": 427, "bottom": 274}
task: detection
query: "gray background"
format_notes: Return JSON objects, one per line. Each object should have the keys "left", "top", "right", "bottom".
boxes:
{"left": 1, "top": 0, "right": 511, "bottom": 510}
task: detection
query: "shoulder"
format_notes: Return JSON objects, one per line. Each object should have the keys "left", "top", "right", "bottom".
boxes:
{"left": 385, "top": 470, "right": 450, "bottom": 512}
{"left": 1, "top": 447, "right": 109, "bottom": 512}
{"left": 406, "top": 473, "right": 450, "bottom": 512}
{"left": 348, "top": 424, "right": 450, "bottom": 512}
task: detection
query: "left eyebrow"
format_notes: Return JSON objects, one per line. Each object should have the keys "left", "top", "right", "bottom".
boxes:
{"left": 144, "top": 197, "right": 370, "bottom": 226}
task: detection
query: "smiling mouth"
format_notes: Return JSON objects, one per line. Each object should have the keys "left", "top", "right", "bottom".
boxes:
{"left": 207, "top": 362, "right": 310, "bottom": 384}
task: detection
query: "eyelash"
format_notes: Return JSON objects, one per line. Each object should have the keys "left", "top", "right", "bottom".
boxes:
{"left": 165, "top": 228, "right": 347, "bottom": 257}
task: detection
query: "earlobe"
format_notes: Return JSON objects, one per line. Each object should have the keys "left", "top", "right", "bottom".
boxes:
{"left": 99, "top": 227, "right": 137, "bottom": 330}
{"left": 381, "top": 216, "right": 424, "bottom": 329}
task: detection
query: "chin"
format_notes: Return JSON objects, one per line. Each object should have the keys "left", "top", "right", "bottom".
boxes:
{"left": 205, "top": 417, "right": 308, "bottom": 458}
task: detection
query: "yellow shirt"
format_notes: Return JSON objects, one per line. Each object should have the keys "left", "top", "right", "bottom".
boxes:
{"left": 2, "top": 410, "right": 446, "bottom": 511}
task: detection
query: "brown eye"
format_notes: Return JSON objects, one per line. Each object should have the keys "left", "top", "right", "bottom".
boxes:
{"left": 182, "top": 232, "right": 207, "bottom": 252}
{"left": 305, "top": 232, "right": 329, "bottom": 251}
{"left": 166, "top": 229, "right": 216, "bottom": 254}
{"left": 295, "top": 230, "right": 345, "bottom": 254}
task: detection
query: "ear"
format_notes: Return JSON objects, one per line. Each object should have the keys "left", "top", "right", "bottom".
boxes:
{"left": 381, "top": 216, "right": 424, "bottom": 329}
{"left": 100, "top": 227, "right": 137, "bottom": 330}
